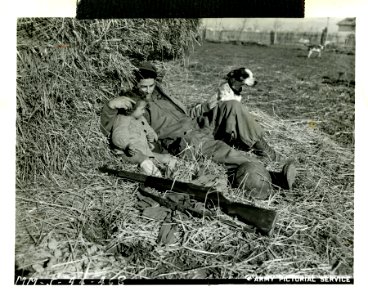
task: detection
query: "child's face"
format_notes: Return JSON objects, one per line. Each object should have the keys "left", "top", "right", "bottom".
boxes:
{"left": 131, "top": 102, "right": 147, "bottom": 119}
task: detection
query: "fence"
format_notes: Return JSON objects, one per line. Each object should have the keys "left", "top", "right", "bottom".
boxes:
{"left": 204, "top": 29, "right": 355, "bottom": 48}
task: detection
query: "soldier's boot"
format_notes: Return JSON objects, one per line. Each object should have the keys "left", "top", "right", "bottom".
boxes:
{"left": 252, "top": 137, "right": 283, "bottom": 162}
{"left": 233, "top": 162, "right": 273, "bottom": 200}
{"left": 269, "top": 159, "right": 297, "bottom": 190}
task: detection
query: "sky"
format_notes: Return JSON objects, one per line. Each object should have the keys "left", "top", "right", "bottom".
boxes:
{"left": 202, "top": 18, "right": 345, "bottom": 33}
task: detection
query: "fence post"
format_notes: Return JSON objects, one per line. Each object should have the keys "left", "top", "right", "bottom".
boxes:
{"left": 219, "top": 30, "right": 223, "bottom": 42}
{"left": 321, "top": 27, "right": 328, "bottom": 45}
{"left": 270, "top": 31, "right": 275, "bottom": 45}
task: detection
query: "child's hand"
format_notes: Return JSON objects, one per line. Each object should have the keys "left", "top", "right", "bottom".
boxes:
{"left": 125, "top": 143, "right": 138, "bottom": 157}
{"left": 146, "top": 132, "right": 158, "bottom": 144}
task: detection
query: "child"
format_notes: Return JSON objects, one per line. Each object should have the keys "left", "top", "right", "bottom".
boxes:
{"left": 111, "top": 99, "right": 177, "bottom": 176}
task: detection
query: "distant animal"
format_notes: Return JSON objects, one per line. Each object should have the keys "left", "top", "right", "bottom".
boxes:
{"left": 299, "top": 38, "right": 310, "bottom": 45}
{"left": 306, "top": 44, "right": 324, "bottom": 58}
{"left": 225, "top": 67, "right": 257, "bottom": 95}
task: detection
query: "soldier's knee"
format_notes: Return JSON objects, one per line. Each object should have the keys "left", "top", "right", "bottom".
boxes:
{"left": 219, "top": 100, "right": 251, "bottom": 117}
{"left": 219, "top": 100, "right": 241, "bottom": 110}
{"left": 233, "top": 162, "right": 272, "bottom": 199}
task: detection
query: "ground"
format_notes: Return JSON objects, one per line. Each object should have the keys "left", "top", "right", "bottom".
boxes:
{"left": 15, "top": 41, "right": 355, "bottom": 281}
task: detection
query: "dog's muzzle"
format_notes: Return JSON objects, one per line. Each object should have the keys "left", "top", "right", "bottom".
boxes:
{"left": 243, "top": 77, "right": 257, "bottom": 87}
{"left": 243, "top": 69, "right": 256, "bottom": 86}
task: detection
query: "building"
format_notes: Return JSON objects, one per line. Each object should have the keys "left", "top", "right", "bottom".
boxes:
{"left": 336, "top": 18, "right": 355, "bottom": 47}
{"left": 337, "top": 18, "right": 356, "bottom": 32}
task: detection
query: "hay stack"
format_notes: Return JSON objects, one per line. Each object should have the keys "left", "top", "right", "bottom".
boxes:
{"left": 16, "top": 18, "right": 199, "bottom": 183}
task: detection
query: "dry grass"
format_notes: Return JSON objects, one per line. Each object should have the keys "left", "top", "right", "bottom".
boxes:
{"left": 15, "top": 21, "right": 354, "bottom": 280}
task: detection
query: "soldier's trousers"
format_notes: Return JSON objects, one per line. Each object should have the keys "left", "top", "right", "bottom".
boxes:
{"left": 205, "top": 100, "right": 264, "bottom": 149}
{"left": 183, "top": 128, "right": 259, "bottom": 170}
{"left": 183, "top": 100, "right": 264, "bottom": 167}
{"left": 182, "top": 124, "right": 272, "bottom": 198}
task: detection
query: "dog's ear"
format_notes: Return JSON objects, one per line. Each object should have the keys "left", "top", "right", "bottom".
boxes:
{"left": 239, "top": 68, "right": 250, "bottom": 79}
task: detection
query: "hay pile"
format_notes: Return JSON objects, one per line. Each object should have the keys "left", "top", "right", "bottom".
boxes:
{"left": 16, "top": 18, "right": 199, "bottom": 183}
{"left": 15, "top": 20, "right": 354, "bottom": 280}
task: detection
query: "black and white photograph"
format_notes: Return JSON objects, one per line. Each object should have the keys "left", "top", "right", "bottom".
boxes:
{"left": 13, "top": 16, "right": 356, "bottom": 284}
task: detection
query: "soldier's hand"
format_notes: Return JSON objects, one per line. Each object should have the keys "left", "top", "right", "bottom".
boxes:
{"left": 206, "top": 93, "right": 219, "bottom": 110}
{"left": 108, "top": 96, "right": 136, "bottom": 110}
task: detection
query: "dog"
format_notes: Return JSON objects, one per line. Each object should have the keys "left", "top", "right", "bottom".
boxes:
{"left": 225, "top": 67, "right": 257, "bottom": 95}
{"left": 201, "top": 67, "right": 256, "bottom": 127}
{"left": 306, "top": 44, "right": 324, "bottom": 58}
{"left": 206, "top": 67, "right": 256, "bottom": 109}
{"left": 217, "top": 81, "right": 242, "bottom": 102}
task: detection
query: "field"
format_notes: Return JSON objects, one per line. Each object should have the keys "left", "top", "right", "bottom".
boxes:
{"left": 15, "top": 38, "right": 355, "bottom": 281}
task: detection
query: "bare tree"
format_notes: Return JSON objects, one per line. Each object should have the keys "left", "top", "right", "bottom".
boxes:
{"left": 273, "top": 19, "right": 283, "bottom": 32}
{"left": 253, "top": 20, "right": 260, "bottom": 32}
{"left": 271, "top": 19, "right": 283, "bottom": 44}
{"left": 237, "top": 18, "right": 248, "bottom": 41}
{"left": 218, "top": 19, "right": 225, "bottom": 41}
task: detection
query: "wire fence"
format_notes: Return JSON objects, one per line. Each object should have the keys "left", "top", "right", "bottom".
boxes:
{"left": 204, "top": 29, "right": 355, "bottom": 49}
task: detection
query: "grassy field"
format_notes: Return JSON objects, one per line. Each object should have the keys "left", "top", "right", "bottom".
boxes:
{"left": 15, "top": 40, "right": 354, "bottom": 281}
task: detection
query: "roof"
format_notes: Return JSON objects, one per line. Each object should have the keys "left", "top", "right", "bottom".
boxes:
{"left": 337, "top": 18, "right": 356, "bottom": 26}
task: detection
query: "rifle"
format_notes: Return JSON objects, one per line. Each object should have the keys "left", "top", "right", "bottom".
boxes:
{"left": 137, "top": 185, "right": 256, "bottom": 233}
{"left": 99, "top": 166, "right": 278, "bottom": 235}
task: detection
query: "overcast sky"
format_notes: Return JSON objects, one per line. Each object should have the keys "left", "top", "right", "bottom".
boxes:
{"left": 202, "top": 18, "right": 345, "bottom": 33}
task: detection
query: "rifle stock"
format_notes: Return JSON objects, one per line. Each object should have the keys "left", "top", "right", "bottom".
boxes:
{"left": 99, "top": 166, "right": 277, "bottom": 235}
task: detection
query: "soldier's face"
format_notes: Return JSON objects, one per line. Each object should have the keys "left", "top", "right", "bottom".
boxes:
{"left": 137, "top": 78, "right": 156, "bottom": 100}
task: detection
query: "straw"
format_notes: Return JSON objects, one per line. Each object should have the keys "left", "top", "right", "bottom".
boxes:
{"left": 16, "top": 19, "right": 354, "bottom": 280}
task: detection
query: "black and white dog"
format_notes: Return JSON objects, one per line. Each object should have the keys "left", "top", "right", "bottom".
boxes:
{"left": 307, "top": 44, "right": 324, "bottom": 58}
{"left": 212, "top": 68, "right": 257, "bottom": 103}
{"left": 225, "top": 68, "right": 257, "bottom": 95}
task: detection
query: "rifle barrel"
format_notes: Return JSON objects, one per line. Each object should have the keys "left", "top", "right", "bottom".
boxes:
{"left": 99, "top": 166, "right": 277, "bottom": 235}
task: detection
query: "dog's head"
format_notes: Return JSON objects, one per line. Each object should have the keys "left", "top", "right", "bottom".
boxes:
{"left": 225, "top": 68, "right": 257, "bottom": 95}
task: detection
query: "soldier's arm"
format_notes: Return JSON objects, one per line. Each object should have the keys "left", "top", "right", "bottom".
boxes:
{"left": 100, "top": 96, "right": 136, "bottom": 137}
{"left": 187, "top": 93, "right": 218, "bottom": 118}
